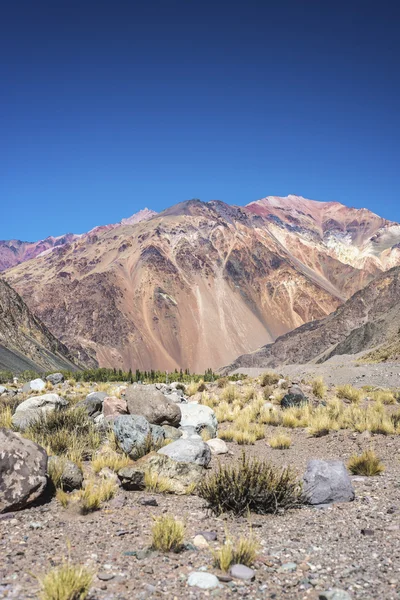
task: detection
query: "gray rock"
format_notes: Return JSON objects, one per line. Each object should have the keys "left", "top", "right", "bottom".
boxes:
{"left": 162, "top": 425, "right": 183, "bottom": 440}
{"left": 179, "top": 403, "right": 218, "bottom": 438}
{"left": 303, "top": 460, "right": 355, "bottom": 505}
{"left": 179, "top": 425, "right": 200, "bottom": 439}
{"left": 281, "top": 385, "right": 307, "bottom": 409}
{"left": 78, "top": 392, "right": 108, "bottom": 418}
{"left": 22, "top": 378, "right": 46, "bottom": 393}
{"left": 129, "top": 453, "right": 205, "bottom": 494}
{"left": 48, "top": 456, "right": 83, "bottom": 491}
{"left": 188, "top": 572, "right": 220, "bottom": 589}
{"left": 117, "top": 467, "right": 146, "bottom": 491}
{"left": 279, "top": 562, "right": 297, "bottom": 572}
{"left": 164, "top": 392, "right": 185, "bottom": 404}
{"left": 11, "top": 409, "right": 43, "bottom": 431}
{"left": 229, "top": 564, "right": 255, "bottom": 581}
{"left": 206, "top": 438, "right": 228, "bottom": 454}
{"left": 14, "top": 393, "right": 67, "bottom": 414}
{"left": 158, "top": 438, "right": 211, "bottom": 466}
{"left": 113, "top": 415, "right": 165, "bottom": 458}
{"left": 0, "top": 386, "right": 7, "bottom": 394}
{"left": 46, "top": 373, "right": 64, "bottom": 385}
{"left": 0, "top": 429, "right": 48, "bottom": 513}
{"left": 319, "top": 591, "right": 352, "bottom": 600}
{"left": 125, "top": 384, "right": 181, "bottom": 427}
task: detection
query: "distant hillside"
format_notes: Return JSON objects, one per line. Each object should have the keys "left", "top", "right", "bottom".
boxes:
{"left": 224, "top": 266, "right": 400, "bottom": 372}
{"left": 0, "top": 278, "right": 84, "bottom": 373}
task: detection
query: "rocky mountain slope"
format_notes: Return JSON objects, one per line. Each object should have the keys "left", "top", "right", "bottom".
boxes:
{"left": 4, "top": 196, "right": 400, "bottom": 372}
{"left": 0, "top": 278, "right": 81, "bottom": 373}
{"left": 224, "top": 265, "right": 400, "bottom": 372}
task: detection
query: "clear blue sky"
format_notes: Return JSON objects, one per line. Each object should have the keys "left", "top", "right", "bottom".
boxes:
{"left": 1, "top": 0, "right": 399, "bottom": 241}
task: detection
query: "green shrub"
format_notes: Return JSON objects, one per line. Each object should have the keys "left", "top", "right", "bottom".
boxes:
{"left": 197, "top": 452, "right": 303, "bottom": 516}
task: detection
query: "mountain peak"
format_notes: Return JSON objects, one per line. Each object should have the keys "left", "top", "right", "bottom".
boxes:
{"left": 120, "top": 208, "right": 157, "bottom": 226}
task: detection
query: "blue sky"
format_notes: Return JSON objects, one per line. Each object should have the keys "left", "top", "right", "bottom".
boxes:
{"left": 1, "top": 0, "right": 399, "bottom": 240}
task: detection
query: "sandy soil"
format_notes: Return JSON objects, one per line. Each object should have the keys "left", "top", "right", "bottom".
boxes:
{"left": 1, "top": 426, "right": 400, "bottom": 600}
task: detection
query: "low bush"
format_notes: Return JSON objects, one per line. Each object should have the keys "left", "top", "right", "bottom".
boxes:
{"left": 347, "top": 450, "right": 385, "bottom": 476}
{"left": 151, "top": 515, "right": 185, "bottom": 552}
{"left": 38, "top": 561, "right": 93, "bottom": 600}
{"left": 197, "top": 452, "right": 303, "bottom": 516}
{"left": 213, "top": 532, "right": 259, "bottom": 571}
{"left": 260, "top": 372, "right": 280, "bottom": 387}
{"left": 312, "top": 377, "right": 327, "bottom": 399}
{"left": 336, "top": 384, "right": 363, "bottom": 403}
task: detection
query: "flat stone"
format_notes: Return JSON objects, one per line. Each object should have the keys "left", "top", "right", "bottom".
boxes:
{"left": 97, "top": 573, "right": 115, "bottom": 581}
{"left": 229, "top": 564, "right": 255, "bottom": 581}
{"left": 188, "top": 572, "right": 220, "bottom": 589}
{"left": 319, "top": 590, "right": 352, "bottom": 600}
{"left": 193, "top": 535, "right": 209, "bottom": 549}
{"left": 278, "top": 562, "right": 297, "bottom": 573}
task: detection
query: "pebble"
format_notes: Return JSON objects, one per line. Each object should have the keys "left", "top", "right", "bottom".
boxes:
{"left": 188, "top": 572, "right": 220, "bottom": 589}
{"left": 193, "top": 534, "right": 209, "bottom": 549}
{"left": 97, "top": 573, "right": 115, "bottom": 581}
{"left": 319, "top": 590, "right": 352, "bottom": 600}
{"left": 139, "top": 497, "right": 158, "bottom": 506}
{"left": 196, "top": 530, "right": 218, "bottom": 541}
{"left": 278, "top": 562, "right": 297, "bottom": 573}
{"left": 229, "top": 564, "right": 256, "bottom": 581}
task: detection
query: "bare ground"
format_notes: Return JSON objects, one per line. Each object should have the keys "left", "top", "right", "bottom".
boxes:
{"left": 1, "top": 426, "right": 400, "bottom": 600}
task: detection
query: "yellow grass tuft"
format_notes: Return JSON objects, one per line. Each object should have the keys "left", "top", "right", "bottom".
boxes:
{"left": 0, "top": 404, "right": 12, "bottom": 429}
{"left": 312, "top": 377, "right": 327, "bottom": 399}
{"left": 91, "top": 451, "right": 131, "bottom": 473}
{"left": 336, "top": 384, "right": 363, "bottom": 403}
{"left": 151, "top": 515, "right": 185, "bottom": 552}
{"left": 268, "top": 433, "right": 292, "bottom": 449}
{"left": 38, "top": 561, "right": 93, "bottom": 600}
{"left": 144, "top": 471, "right": 175, "bottom": 493}
{"left": 347, "top": 449, "right": 385, "bottom": 476}
{"left": 213, "top": 532, "right": 259, "bottom": 572}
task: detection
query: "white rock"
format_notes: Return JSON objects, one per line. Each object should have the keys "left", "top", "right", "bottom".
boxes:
{"left": 180, "top": 403, "right": 218, "bottom": 437}
{"left": 14, "top": 393, "right": 67, "bottom": 414}
{"left": 188, "top": 572, "right": 219, "bottom": 589}
{"left": 206, "top": 438, "right": 228, "bottom": 455}
{"left": 22, "top": 378, "right": 46, "bottom": 393}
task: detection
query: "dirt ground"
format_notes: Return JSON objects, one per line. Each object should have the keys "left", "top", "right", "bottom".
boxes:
{"left": 1, "top": 425, "right": 400, "bottom": 600}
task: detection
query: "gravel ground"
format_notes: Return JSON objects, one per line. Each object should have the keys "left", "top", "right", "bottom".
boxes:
{"left": 1, "top": 426, "right": 400, "bottom": 600}
{"left": 233, "top": 357, "right": 400, "bottom": 389}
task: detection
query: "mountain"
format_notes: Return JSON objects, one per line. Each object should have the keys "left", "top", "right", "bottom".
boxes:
{"left": 223, "top": 265, "right": 400, "bottom": 372}
{"left": 0, "top": 278, "right": 82, "bottom": 373}
{"left": 0, "top": 208, "right": 157, "bottom": 272}
{"left": 4, "top": 195, "right": 400, "bottom": 372}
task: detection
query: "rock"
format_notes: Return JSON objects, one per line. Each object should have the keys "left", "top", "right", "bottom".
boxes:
{"left": 229, "top": 564, "right": 255, "bottom": 581}
{"left": 46, "top": 373, "right": 64, "bottom": 385}
{"left": 0, "top": 429, "right": 48, "bottom": 512}
{"left": 319, "top": 591, "right": 352, "bottom": 600}
{"left": 47, "top": 456, "right": 83, "bottom": 491}
{"left": 113, "top": 415, "right": 165, "bottom": 458}
{"left": 78, "top": 392, "right": 108, "bottom": 418}
{"left": 162, "top": 425, "right": 182, "bottom": 440}
{"left": 281, "top": 385, "right": 307, "bottom": 409}
{"left": 22, "top": 378, "right": 46, "bottom": 393}
{"left": 196, "top": 531, "right": 218, "bottom": 541}
{"left": 117, "top": 467, "right": 146, "bottom": 490}
{"left": 206, "top": 438, "right": 228, "bottom": 455}
{"left": 279, "top": 562, "right": 297, "bottom": 572}
{"left": 164, "top": 392, "right": 185, "bottom": 404}
{"left": 0, "top": 386, "right": 7, "bottom": 394}
{"left": 179, "top": 403, "right": 218, "bottom": 437}
{"left": 137, "top": 453, "right": 204, "bottom": 494}
{"left": 139, "top": 497, "right": 158, "bottom": 506}
{"left": 103, "top": 396, "right": 128, "bottom": 419}
{"left": 188, "top": 572, "right": 220, "bottom": 589}
{"left": 158, "top": 438, "right": 211, "bottom": 467}
{"left": 303, "top": 460, "right": 355, "bottom": 505}
{"left": 125, "top": 384, "right": 181, "bottom": 427}
{"left": 12, "top": 394, "right": 68, "bottom": 430}
{"left": 193, "top": 534, "right": 209, "bottom": 549}
{"left": 262, "top": 402, "right": 276, "bottom": 411}
{"left": 180, "top": 425, "right": 200, "bottom": 439}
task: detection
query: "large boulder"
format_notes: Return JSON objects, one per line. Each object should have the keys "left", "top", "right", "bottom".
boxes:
{"left": 162, "top": 425, "right": 183, "bottom": 441}
{"left": 0, "top": 429, "right": 48, "bottom": 512}
{"left": 12, "top": 394, "right": 68, "bottom": 431}
{"left": 78, "top": 392, "right": 108, "bottom": 418}
{"left": 158, "top": 438, "right": 211, "bottom": 467}
{"left": 46, "top": 373, "right": 64, "bottom": 385}
{"left": 22, "top": 378, "right": 46, "bottom": 393}
{"left": 118, "top": 452, "right": 204, "bottom": 494}
{"left": 179, "top": 403, "right": 218, "bottom": 438}
{"left": 48, "top": 456, "right": 83, "bottom": 491}
{"left": 281, "top": 385, "right": 308, "bottom": 409}
{"left": 103, "top": 396, "right": 128, "bottom": 419}
{"left": 303, "top": 460, "right": 355, "bottom": 505}
{"left": 113, "top": 415, "right": 165, "bottom": 458}
{"left": 125, "top": 384, "right": 181, "bottom": 427}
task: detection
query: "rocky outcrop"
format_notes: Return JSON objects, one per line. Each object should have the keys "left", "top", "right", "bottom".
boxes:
{"left": 0, "top": 429, "right": 48, "bottom": 512}
{"left": 6, "top": 196, "right": 400, "bottom": 372}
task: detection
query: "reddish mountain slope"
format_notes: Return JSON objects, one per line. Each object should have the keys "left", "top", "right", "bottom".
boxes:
{"left": 4, "top": 196, "right": 400, "bottom": 372}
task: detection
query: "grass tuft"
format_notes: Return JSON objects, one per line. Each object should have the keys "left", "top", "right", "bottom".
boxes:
{"left": 213, "top": 532, "right": 259, "bottom": 572}
{"left": 268, "top": 433, "right": 291, "bottom": 449}
{"left": 347, "top": 449, "right": 385, "bottom": 476}
{"left": 312, "top": 377, "right": 327, "bottom": 399}
{"left": 38, "top": 561, "right": 93, "bottom": 600}
{"left": 151, "top": 515, "right": 185, "bottom": 552}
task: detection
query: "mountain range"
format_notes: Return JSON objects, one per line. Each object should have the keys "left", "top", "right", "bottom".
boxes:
{"left": 2, "top": 195, "right": 400, "bottom": 372}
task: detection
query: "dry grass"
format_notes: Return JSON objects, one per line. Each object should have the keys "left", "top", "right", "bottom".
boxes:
{"left": 268, "top": 432, "right": 291, "bottom": 449}
{"left": 151, "top": 515, "right": 185, "bottom": 552}
{"left": 370, "top": 390, "right": 396, "bottom": 404}
{"left": 56, "top": 489, "right": 70, "bottom": 509}
{"left": 79, "top": 479, "right": 117, "bottom": 514}
{"left": 213, "top": 532, "right": 259, "bottom": 572}
{"left": 91, "top": 451, "right": 131, "bottom": 473}
{"left": 347, "top": 449, "right": 385, "bottom": 476}
{"left": 186, "top": 380, "right": 200, "bottom": 397}
{"left": 0, "top": 404, "right": 12, "bottom": 429}
{"left": 38, "top": 561, "right": 93, "bottom": 600}
{"left": 260, "top": 371, "right": 280, "bottom": 387}
{"left": 144, "top": 471, "right": 175, "bottom": 493}
{"left": 312, "top": 377, "right": 327, "bottom": 399}
{"left": 336, "top": 384, "right": 363, "bottom": 403}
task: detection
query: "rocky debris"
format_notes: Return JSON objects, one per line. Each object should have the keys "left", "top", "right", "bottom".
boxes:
{"left": 125, "top": 383, "right": 181, "bottom": 427}
{"left": 45, "top": 372, "right": 64, "bottom": 385}
{"left": 179, "top": 403, "right": 218, "bottom": 437}
{"left": 0, "top": 429, "right": 48, "bottom": 512}
{"left": 187, "top": 572, "right": 220, "bottom": 589}
{"left": 155, "top": 382, "right": 188, "bottom": 404}
{"left": 303, "top": 460, "right": 355, "bottom": 505}
{"left": 319, "top": 591, "right": 352, "bottom": 600}
{"left": 158, "top": 438, "right": 211, "bottom": 467}
{"left": 117, "top": 467, "right": 146, "bottom": 491}
{"left": 281, "top": 384, "right": 307, "bottom": 409}
{"left": 78, "top": 391, "right": 108, "bottom": 418}
{"left": 229, "top": 564, "right": 255, "bottom": 581}
{"left": 47, "top": 456, "right": 83, "bottom": 491}
{"left": 103, "top": 396, "right": 128, "bottom": 419}
{"left": 206, "top": 438, "right": 228, "bottom": 455}
{"left": 12, "top": 393, "right": 68, "bottom": 430}
{"left": 22, "top": 378, "right": 46, "bottom": 393}
{"left": 113, "top": 415, "right": 165, "bottom": 458}
{"left": 162, "top": 425, "right": 182, "bottom": 440}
